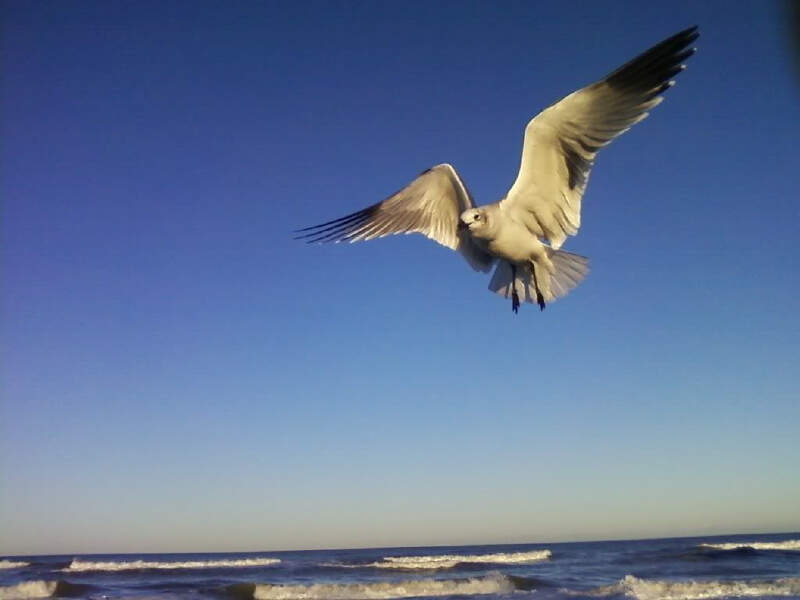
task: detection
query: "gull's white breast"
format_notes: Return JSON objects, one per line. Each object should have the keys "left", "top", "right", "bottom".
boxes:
{"left": 485, "top": 215, "right": 544, "bottom": 264}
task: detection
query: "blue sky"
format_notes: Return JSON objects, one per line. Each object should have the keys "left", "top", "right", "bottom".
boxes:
{"left": 2, "top": 1, "right": 798, "bottom": 555}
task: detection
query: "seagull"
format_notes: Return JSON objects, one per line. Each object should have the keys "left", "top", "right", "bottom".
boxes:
{"left": 297, "top": 26, "right": 699, "bottom": 313}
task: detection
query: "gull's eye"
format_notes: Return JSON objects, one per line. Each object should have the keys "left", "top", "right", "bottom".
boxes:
{"left": 474, "top": 214, "right": 481, "bottom": 221}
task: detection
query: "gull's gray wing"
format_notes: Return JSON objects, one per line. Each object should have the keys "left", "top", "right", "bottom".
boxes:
{"left": 296, "top": 163, "right": 494, "bottom": 272}
{"left": 500, "top": 26, "right": 699, "bottom": 249}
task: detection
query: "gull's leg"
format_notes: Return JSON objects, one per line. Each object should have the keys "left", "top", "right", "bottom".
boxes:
{"left": 510, "top": 264, "right": 520, "bottom": 314}
{"left": 530, "top": 262, "right": 545, "bottom": 311}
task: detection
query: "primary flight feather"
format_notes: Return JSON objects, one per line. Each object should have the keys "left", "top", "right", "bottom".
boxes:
{"left": 297, "top": 26, "right": 699, "bottom": 313}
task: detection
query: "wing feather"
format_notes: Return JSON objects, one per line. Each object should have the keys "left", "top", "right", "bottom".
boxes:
{"left": 296, "top": 163, "right": 495, "bottom": 272}
{"left": 500, "top": 26, "right": 699, "bottom": 249}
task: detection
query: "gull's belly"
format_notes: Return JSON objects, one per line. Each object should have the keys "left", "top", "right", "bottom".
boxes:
{"left": 485, "top": 223, "right": 543, "bottom": 263}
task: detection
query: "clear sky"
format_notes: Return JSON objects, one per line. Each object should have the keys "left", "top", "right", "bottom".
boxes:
{"left": 2, "top": 1, "right": 799, "bottom": 556}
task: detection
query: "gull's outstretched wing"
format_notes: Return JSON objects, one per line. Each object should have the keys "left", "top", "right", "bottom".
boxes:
{"left": 296, "top": 163, "right": 494, "bottom": 271}
{"left": 500, "top": 26, "right": 699, "bottom": 249}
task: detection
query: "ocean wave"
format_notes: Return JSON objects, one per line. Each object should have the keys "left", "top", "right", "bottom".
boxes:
{"left": 64, "top": 557, "right": 280, "bottom": 572}
{"left": 227, "top": 573, "right": 534, "bottom": 600}
{"left": 583, "top": 575, "right": 800, "bottom": 600}
{"left": 369, "top": 550, "right": 552, "bottom": 570}
{"left": 0, "top": 581, "right": 56, "bottom": 600}
{"left": 0, "top": 560, "right": 29, "bottom": 570}
{"left": 700, "top": 540, "right": 800, "bottom": 552}
{"left": 0, "top": 580, "right": 91, "bottom": 599}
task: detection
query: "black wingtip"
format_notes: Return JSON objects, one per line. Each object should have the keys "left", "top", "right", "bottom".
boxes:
{"left": 603, "top": 25, "right": 699, "bottom": 95}
{"left": 292, "top": 203, "right": 381, "bottom": 244}
{"left": 670, "top": 25, "right": 700, "bottom": 47}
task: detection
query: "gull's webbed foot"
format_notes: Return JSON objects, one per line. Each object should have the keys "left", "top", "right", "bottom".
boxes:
{"left": 510, "top": 263, "right": 520, "bottom": 314}
{"left": 529, "top": 262, "right": 545, "bottom": 311}
{"left": 537, "top": 292, "right": 545, "bottom": 311}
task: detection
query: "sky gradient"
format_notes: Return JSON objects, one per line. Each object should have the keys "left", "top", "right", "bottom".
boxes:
{"left": 2, "top": 1, "right": 799, "bottom": 555}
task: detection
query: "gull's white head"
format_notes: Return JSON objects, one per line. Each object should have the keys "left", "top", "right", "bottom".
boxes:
{"left": 459, "top": 208, "right": 489, "bottom": 236}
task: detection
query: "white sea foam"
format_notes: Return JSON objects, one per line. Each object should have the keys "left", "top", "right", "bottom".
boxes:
{"left": 251, "top": 573, "right": 518, "bottom": 600}
{"left": 0, "top": 560, "right": 29, "bottom": 570}
{"left": 64, "top": 556, "right": 280, "bottom": 572}
{"left": 700, "top": 540, "right": 800, "bottom": 552}
{"left": 0, "top": 580, "right": 57, "bottom": 600}
{"left": 584, "top": 575, "right": 800, "bottom": 600}
{"left": 370, "top": 549, "right": 552, "bottom": 569}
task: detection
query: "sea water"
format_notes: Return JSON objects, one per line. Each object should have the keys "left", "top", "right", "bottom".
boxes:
{"left": 1, "top": 533, "right": 799, "bottom": 600}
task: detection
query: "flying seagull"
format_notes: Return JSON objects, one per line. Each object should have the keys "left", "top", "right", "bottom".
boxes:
{"left": 297, "top": 26, "right": 699, "bottom": 313}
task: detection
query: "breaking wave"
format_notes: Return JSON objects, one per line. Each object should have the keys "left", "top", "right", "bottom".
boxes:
{"left": 64, "top": 556, "right": 281, "bottom": 572}
{"left": 226, "top": 573, "right": 537, "bottom": 600}
{"left": 369, "top": 550, "right": 552, "bottom": 570}
{"left": 0, "top": 580, "right": 91, "bottom": 599}
{"left": 585, "top": 575, "right": 800, "bottom": 600}
{"left": 699, "top": 540, "right": 800, "bottom": 552}
{"left": 0, "top": 560, "right": 29, "bottom": 570}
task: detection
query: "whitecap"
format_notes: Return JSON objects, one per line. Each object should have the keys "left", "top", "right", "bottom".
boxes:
{"left": 0, "top": 560, "right": 29, "bottom": 570}
{"left": 700, "top": 540, "right": 800, "bottom": 552}
{"left": 583, "top": 575, "right": 800, "bottom": 600}
{"left": 0, "top": 580, "right": 57, "bottom": 600}
{"left": 370, "top": 550, "right": 551, "bottom": 569}
{"left": 64, "top": 557, "right": 280, "bottom": 572}
{"left": 250, "top": 573, "right": 519, "bottom": 600}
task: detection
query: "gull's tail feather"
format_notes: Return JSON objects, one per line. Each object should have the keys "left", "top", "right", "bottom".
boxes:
{"left": 488, "top": 250, "right": 589, "bottom": 308}
{"left": 546, "top": 248, "right": 590, "bottom": 300}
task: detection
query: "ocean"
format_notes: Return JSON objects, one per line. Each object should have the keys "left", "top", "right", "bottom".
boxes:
{"left": 1, "top": 533, "right": 799, "bottom": 600}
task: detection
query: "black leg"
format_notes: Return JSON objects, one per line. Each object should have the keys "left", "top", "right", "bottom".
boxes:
{"left": 510, "top": 264, "right": 520, "bottom": 314}
{"left": 530, "top": 263, "right": 546, "bottom": 311}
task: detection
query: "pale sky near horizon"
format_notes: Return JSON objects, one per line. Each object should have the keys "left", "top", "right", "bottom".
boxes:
{"left": 3, "top": 1, "right": 799, "bottom": 556}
